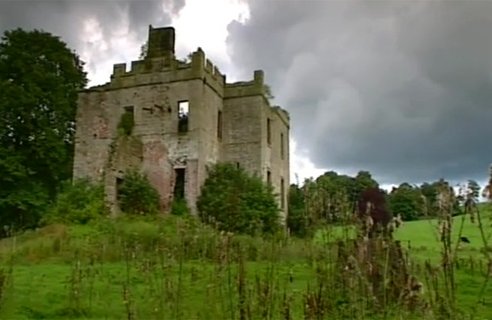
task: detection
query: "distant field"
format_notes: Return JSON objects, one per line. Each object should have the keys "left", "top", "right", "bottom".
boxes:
{"left": 395, "top": 205, "right": 492, "bottom": 250}
{"left": 315, "top": 203, "right": 492, "bottom": 256}
{"left": 394, "top": 203, "right": 492, "bottom": 258}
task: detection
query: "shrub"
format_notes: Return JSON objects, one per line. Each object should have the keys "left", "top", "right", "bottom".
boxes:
{"left": 171, "top": 197, "right": 189, "bottom": 216}
{"left": 197, "top": 163, "right": 281, "bottom": 235}
{"left": 117, "top": 170, "right": 160, "bottom": 215}
{"left": 43, "top": 179, "right": 106, "bottom": 225}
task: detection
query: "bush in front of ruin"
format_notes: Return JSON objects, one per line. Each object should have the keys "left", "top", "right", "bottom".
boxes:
{"left": 117, "top": 169, "right": 160, "bottom": 215}
{"left": 43, "top": 179, "right": 106, "bottom": 225}
{"left": 197, "top": 163, "right": 280, "bottom": 235}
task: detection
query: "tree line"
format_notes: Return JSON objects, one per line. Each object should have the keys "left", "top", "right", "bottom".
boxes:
{"left": 287, "top": 170, "right": 483, "bottom": 237}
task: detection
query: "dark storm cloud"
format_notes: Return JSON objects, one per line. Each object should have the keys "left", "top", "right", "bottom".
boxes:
{"left": 0, "top": 0, "right": 185, "bottom": 83}
{"left": 0, "top": 0, "right": 185, "bottom": 37}
{"left": 227, "top": 0, "right": 492, "bottom": 185}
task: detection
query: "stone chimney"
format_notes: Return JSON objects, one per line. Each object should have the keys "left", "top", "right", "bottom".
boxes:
{"left": 146, "top": 25, "right": 175, "bottom": 59}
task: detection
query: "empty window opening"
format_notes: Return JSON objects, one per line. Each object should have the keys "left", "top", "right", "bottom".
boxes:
{"left": 174, "top": 168, "right": 186, "bottom": 199}
{"left": 267, "top": 118, "right": 272, "bottom": 145}
{"left": 178, "top": 101, "right": 189, "bottom": 133}
{"left": 118, "top": 106, "right": 135, "bottom": 136}
{"left": 217, "top": 110, "right": 223, "bottom": 139}
{"left": 236, "top": 162, "right": 240, "bottom": 169}
{"left": 280, "top": 177, "right": 285, "bottom": 209}
{"left": 124, "top": 106, "right": 134, "bottom": 114}
{"left": 280, "top": 133, "right": 284, "bottom": 159}
{"left": 267, "top": 170, "right": 272, "bottom": 186}
{"left": 116, "top": 177, "right": 124, "bottom": 189}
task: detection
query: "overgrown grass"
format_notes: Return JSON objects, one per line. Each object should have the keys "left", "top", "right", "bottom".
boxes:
{"left": 0, "top": 204, "right": 491, "bottom": 319}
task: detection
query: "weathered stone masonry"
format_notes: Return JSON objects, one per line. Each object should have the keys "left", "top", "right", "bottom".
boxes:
{"left": 73, "top": 26, "right": 290, "bottom": 219}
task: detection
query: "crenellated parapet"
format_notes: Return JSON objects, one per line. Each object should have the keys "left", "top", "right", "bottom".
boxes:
{"left": 224, "top": 69, "right": 289, "bottom": 125}
{"left": 106, "top": 46, "right": 225, "bottom": 95}
{"left": 224, "top": 70, "right": 267, "bottom": 99}
{"left": 89, "top": 25, "right": 277, "bottom": 104}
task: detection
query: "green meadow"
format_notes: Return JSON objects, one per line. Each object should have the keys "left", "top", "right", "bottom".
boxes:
{"left": 0, "top": 204, "right": 491, "bottom": 319}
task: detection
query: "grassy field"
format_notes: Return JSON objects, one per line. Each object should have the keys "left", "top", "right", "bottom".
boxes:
{"left": 395, "top": 212, "right": 492, "bottom": 251}
{"left": 0, "top": 205, "right": 491, "bottom": 319}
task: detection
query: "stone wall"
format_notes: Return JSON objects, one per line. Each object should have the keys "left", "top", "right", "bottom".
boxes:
{"left": 223, "top": 70, "right": 290, "bottom": 219}
{"left": 265, "top": 106, "right": 290, "bottom": 221}
{"left": 222, "top": 95, "right": 263, "bottom": 176}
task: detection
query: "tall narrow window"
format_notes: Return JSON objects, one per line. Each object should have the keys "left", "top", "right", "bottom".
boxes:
{"left": 116, "top": 177, "right": 124, "bottom": 186}
{"left": 267, "top": 118, "right": 272, "bottom": 145}
{"left": 267, "top": 170, "right": 272, "bottom": 186}
{"left": 118, "top": 106, "right": 134, "bottom": 136}
{"left": 173, "top": 168, "right": 186, "bottom": 199}
{"left": 280, "top": 132, "right": 284, "bottom": 159}
{"left": 178, "top": 101, "right": 189, "bottom": 133}
{"left": 280, "top": 177, "right": 285, "bottom": 209}
{"left": 217, "top": 110, "right": 223, "bottom": 139}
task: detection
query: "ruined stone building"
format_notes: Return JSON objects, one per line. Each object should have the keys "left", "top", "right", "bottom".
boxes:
{"left": 73, "top": 26, "right": 290, "bottom": 219}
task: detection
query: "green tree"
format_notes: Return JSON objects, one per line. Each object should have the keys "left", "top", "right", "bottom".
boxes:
{"left": 0, "top": 29, "right": 87, "bottom": 231}
{"left": 353, "top": 170, "right": 379, "bottom": 201}
{"left": 297, "top": 170, "right": 379, "bottom": 228}
{"left": 43, "top": 179, "right": 106, "bottom": 225}
{"left": 432, "top": 179, "right": 461, "bottom": 216}
{"left": 197, "top": 163, "right": 280, "bottom": 235}
{"left": 466, "top": 180, "right": 480, "bottom": 203}
{"left": 420, "top": 182, "right": 438, "bottom": 217}
{"left": 388, "top": 183, "right": 425, "bottom": 221}
{"left": 302, "top": 177, "right": 323, "bottom": 225}
{"left": 461, "top": 180, "right": 481, "bottom": 214}
{"left": 287, "top": 184, "right": 309, "bottom": 237}
{"left": 315, "top": 171, "right": 353, "bottom": 223}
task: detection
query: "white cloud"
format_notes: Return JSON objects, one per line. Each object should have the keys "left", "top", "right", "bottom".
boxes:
{"left": 80, "top": 12, "right": 142, "bottom": 87}
{"left": 172, "top": 0, "right": 249, "bottom": 81}
{"left": 290, "top": 139, "right": 326, "bottom": 184}
{"left": 80, "top": 0, "right": 250, "bottom": 85}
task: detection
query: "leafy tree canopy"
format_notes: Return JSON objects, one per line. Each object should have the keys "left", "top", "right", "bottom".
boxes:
{"left": 287, "top": 184, "right": 309, "bottom": 237}
{"left": 354, "top": 170, "right": 379, "bottom": 199}
{"left": 388, "top": 183, "right": 425, "bottom": 221}
{"left": 0, "top": 28, "right": 87, "bottom": 231}
{"left": 197, "top": 163, "right": 281, "bottom": 235}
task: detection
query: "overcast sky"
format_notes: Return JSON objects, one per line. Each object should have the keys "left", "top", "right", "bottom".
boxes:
{"left": 1, "top": 0, "right": 491, "bottom": 188}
